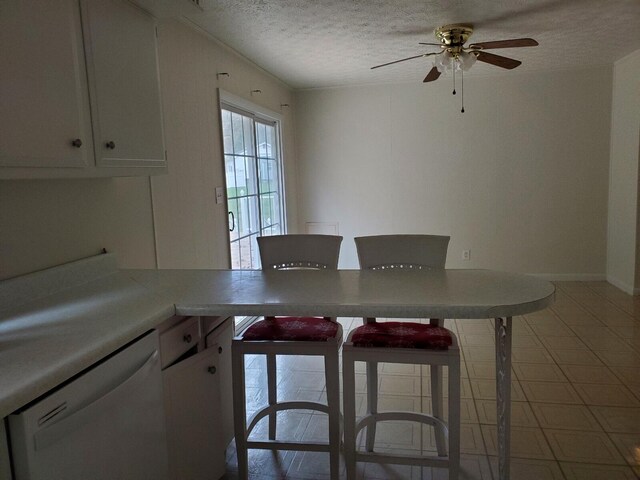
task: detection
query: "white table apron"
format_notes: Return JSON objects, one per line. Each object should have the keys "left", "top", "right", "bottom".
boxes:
{"left": 129, "top": 268, "right": 555, "bottom": 480}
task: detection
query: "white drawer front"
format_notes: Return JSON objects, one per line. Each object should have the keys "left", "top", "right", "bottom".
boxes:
{"left": 160, "top": 317, "right": 200, "bottom": 369}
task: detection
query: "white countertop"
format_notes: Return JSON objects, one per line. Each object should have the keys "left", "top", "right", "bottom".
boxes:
{"left": 127, "top": 268, "right": 555, "bottom": 319}
{"left": 0, "top": 255, "right": 555, "bottom": 419}
{"left": 0, "top": 256, "right": 174, "bottom": 418}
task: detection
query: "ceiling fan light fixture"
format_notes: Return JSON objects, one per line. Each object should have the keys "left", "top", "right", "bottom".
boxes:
{"left": 435, "top": 51, "right": 476, "bottom": 74}
{"left": 460, "top": 51, "right": 477, "bottom": 71}
{"left": 434, "top": 51, "right": 452, "bottom": 73}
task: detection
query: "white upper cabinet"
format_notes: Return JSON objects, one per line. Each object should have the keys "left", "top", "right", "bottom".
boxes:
{"left": 0, "top": 0, "right": 93, "bottom": 170}
{"left": 81, "top": 0, "right": 166, "bottom": 168}
{"left": 0, "top": 0, "right": 166, "bottom": 178}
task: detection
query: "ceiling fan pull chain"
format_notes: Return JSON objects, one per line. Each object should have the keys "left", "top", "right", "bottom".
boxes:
{"left": 461, "top": 68, "right": 465, "bottom": 113}
{"left": 452, "top": 66, "right": 456, "bottom": 95}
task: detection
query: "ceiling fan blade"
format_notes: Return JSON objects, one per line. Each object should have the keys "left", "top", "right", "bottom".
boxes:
{"left": 423, "top": 67, "right": 441, "bottom": 83}
{"left": 418, "top": 42, "right": 443, "bottom": 46}
{"left": 476, "top": 51, "right": 522, "bottom": 69}
{"left": 371, "top": 53, "right": 425, "bottom": 70}
{"left": 469, "top": 38, "right": 538, "bottom": 49}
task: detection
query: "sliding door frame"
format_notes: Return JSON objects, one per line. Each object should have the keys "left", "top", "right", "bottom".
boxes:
{"left": 217, "top": 89, "right": 288, "bottom": 331}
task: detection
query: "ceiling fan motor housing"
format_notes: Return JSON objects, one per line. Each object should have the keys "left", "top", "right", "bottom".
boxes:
{"left": 435, "top": 24, "right": 474, "bottom": 56}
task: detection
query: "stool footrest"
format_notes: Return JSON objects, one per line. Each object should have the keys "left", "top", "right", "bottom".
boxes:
{"left": 355, "top": 411, "right": 449, "bottom": 438}
{"left": 247, "top": 401, "right": 330, "bottom": 436}
{"left": 247, "top": 439, "right": 333, "bottom": 452}
{"left": 355, "top": 451, "right": 450, "bottom": 468}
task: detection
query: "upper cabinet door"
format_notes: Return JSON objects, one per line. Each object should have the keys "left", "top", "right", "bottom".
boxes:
{"left": 81, "top": 0, "right": 166, "bottom": 168}
{"left": 0, "top": 0, "right": 92, "bottom": 168}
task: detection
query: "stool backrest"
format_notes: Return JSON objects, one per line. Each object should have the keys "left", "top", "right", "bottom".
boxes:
{"left": 355, "top": 234, "right": 450, "bottom": 270}
{"left": 258, "top": 234, "right": 343, "bottom": 270}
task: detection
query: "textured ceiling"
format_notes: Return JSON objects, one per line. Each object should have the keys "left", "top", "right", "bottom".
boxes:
{"left": 185, "top": 0, "right": 640, "bottom": 89}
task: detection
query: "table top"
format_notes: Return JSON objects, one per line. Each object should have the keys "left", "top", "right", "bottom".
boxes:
{"left": 127, "top": 268, "right": 556, "bottom": 319}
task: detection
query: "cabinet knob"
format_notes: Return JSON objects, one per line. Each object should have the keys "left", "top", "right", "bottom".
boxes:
{"left": 183, "top": 334, "right": 192, "bottom": 343}
{"left": 105, "top": 141, "right": 115, "bottom": 149}
{"left": 218, "top": 346, "right": 223, "bottom": 354}
{"left": 71, "top": 138, "right": 82, "bottom": 148}
{"left": 207, "top": 366, "right": 217, "bottom": 375}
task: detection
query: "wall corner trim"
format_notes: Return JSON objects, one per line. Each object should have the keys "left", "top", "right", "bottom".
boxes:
{"left": 606, "top": 274, "right": 637, "bottom": 295}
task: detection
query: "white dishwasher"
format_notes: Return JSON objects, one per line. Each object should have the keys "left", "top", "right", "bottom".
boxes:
{"left": 9, "top": 331, "right": 169, "bottom": 480}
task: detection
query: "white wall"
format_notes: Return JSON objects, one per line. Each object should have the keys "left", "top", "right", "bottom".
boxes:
{"left": 607, "top": 49, "right": 640, "bottom": 294}
{"left": 0, "top": 177, "right": 157, "bottom": 280}
{"left": 151, "top": 19, "right": 298, "bottom": 269}
{"left": 294, "top": 67, "right": 612, "bottom": 274}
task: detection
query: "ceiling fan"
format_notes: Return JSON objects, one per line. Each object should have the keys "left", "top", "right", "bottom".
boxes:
{"left": 371, "top": 24, "right": 538, "bottom": 111}
{"left": 372, "top": 23, "right": 538, "bottom": 81}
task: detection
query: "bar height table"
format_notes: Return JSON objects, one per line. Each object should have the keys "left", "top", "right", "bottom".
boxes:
{"left": 128, "top": 268, "right": 556, "bottom": 480}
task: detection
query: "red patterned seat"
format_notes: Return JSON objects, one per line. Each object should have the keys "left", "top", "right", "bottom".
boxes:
{"left": 242, "top": 316, "right": 340, "bottom": 342}
{"left": 351, "top": 321, "right": 453, "bottom": 350}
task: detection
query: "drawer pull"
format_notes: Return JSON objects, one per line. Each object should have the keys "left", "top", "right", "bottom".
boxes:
{"left": 105, "top": 141, "right": 116, "bottom": 149}
{"left": 183, "top": 334, "right": 192, "bottom": 343}
{"left": 218, "top": 346, "right": 223, "bottom": 354}
{"left": 207, "top": 366, "right": 217, "bottom": 375}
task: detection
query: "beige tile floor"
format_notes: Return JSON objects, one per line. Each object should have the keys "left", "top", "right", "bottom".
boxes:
{"left": 223, "top": 281, "right": 640, "bottom": 479}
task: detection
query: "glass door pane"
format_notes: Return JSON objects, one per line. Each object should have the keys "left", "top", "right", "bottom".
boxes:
{"left": 221, "top": 106, "right": 285, "bottom": 328}
{"left": 255, "top": 120, "right": 282, "bottom": 236}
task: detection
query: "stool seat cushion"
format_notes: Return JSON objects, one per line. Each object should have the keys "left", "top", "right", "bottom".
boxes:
{"left": 351, "top": 321, "right": 453, "bottom": 349}
{"left": 242, "top": 316, "right": 339, "bottom": 342}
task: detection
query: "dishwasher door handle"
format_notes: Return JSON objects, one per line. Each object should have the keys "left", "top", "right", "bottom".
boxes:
{"left": 33, "top": 350, "right": 160, "bottom": 451}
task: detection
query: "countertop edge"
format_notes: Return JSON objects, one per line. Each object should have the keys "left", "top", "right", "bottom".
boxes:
{"left": 0, "top": 303, "right": 175, "bottom": 419}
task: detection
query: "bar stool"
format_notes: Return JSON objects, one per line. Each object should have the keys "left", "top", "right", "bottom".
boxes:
{"left": 231, "top": 234, "right": 343, "bottom": 480}
{"left": 342, "top": 234, "right": 460, "bottom": 479}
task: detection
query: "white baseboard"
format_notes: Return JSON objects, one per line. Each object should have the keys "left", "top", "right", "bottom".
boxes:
{"left": 523, "top": 273, "right": 639, "bottom": 295}
{"left": 606, "top": 275, "right": 638, "bottom": 295}
{"left": 528, "top": 273, "right": 607, "bottom": 282}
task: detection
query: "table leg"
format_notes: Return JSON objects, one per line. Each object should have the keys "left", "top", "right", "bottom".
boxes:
{"left": 494, "top": 317, "right": 512, "bottom": 480}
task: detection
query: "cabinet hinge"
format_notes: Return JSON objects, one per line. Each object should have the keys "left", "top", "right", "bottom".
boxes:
{"left": 165, "top": 150, "right": 167, "bottom": 160}
{"left": 155, "top": 26, "right": 158, "bottom": 38}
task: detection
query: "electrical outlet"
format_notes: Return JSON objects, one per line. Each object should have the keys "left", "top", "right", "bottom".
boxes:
{"left": 462, "top": 250, "right": 470, "bottom": 261}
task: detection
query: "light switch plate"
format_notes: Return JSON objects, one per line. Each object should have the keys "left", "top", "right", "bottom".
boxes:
{"left": 215, "top": 187, "right": 224, "bottom": 205}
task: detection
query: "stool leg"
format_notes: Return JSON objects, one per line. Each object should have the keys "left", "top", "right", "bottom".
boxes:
{"left": 365, "top": 361, "right": 378, "bottom": 452}
{"left": 325, "top": 349, "right": 341, "bottom": 480}
{"left": 448, "top": 356, "right": 461, "bottom": 480}
{"left": 431, "top": 364, "right": 447, "bottom": 456}
{"left": 343, "top": 348, "right": 357, "bottom": 480}
{"left": 363, "top": 317, "right": 378, "bottom": 453}
{"left": 267, "top": 353, "right": 277, "bottom": 440}
{"left": 232, "top": 344, "right": 249, "bottom": 480}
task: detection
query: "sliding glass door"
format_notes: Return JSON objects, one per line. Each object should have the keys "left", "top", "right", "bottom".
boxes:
{"left": 221, "top": 106, "right": 285, "bottom": 270}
